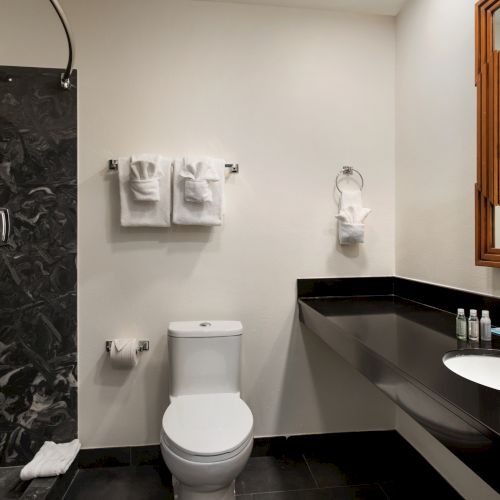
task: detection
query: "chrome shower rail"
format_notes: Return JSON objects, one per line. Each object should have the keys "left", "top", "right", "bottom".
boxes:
{"left": 48, "top": 0, "right": 74, "bottom": 89}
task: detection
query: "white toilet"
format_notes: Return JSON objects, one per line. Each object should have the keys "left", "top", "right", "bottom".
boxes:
{"left": 160, "top": 321, "right": 254, "bottom": 500}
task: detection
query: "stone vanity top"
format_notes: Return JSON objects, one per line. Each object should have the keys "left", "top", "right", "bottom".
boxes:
{"left": 298, "top": 277, "right": 500, "bottom": 492}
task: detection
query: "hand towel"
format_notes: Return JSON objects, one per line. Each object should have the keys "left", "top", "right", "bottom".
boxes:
{"left": 20, "top": 439, "right": 81, "bottom": 481}
{"left": 130, "top": 155, "right": 161, "bottom": 202}
{"left": 179, "top": 158, "right": 220, "bottom": 203}
{"left": 173, "top": 157, "right": 225, "bottom": 226}
{"left": 119, "top": 155, "right": 172, "bottom": 227}
{"left": 335, "top": 188, "right": 371, "bottom": 245}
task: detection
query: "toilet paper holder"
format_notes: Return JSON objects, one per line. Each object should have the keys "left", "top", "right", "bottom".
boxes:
{"left": 105, "top": 340, "right": 150, "bottom": 353}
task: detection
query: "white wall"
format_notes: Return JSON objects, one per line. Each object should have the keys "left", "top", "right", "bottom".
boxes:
{"left": 0, "top": 0, "right": 396, "bottom": 447}
{"left": 396, "top": 0, "right": 500, "bottom": 295}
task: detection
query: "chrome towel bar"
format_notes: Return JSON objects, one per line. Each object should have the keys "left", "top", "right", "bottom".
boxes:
{"left": 108, "top": 159, "right": 239, "bottom": 174}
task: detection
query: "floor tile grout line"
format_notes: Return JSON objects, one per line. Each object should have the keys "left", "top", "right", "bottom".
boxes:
{"left": 241, "top": 483, "right": 381, "bottom": 496}
{"left": 375, "top": 482, "right": 392, "bottom": 500}
{"left": 61, "top": 469, "right": 79, "bottom": 500}
{"left": 302, "top": 453, "right": 319, "bottom": 489}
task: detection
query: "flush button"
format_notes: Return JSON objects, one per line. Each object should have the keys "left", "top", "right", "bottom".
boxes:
{"left": 200, "top": 322, "right": 212, "bottom": 327}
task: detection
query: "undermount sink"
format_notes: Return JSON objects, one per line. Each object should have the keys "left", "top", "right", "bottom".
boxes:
{"left": 443, "top": 349, "right": 500, "bottom": 391}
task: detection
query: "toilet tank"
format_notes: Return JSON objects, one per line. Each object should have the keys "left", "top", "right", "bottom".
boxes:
{"left": 168, "top": 321, "right": 243, "bottom": 398}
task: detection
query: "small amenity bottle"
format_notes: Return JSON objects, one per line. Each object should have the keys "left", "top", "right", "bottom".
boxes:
{"left": 456, "top": 308, "right": 467, "bottom": 340}
{"left": 469, "top": 310, "right": 479, "bottom": 342}
{"left": 480, "top": 310, "right": 492, "bottom": 342}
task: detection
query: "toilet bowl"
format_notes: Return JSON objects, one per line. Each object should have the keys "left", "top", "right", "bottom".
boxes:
{"left": 161, "top": 321, "right": 254, "bottom": 499}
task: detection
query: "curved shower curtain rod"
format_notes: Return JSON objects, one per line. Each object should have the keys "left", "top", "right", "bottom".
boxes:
{"left": 48, "top": 0, "right": 74, "bottom": 89}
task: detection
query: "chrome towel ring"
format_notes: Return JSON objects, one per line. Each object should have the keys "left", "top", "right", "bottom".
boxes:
{"left": 336, "top": 166, "right": 364, "bottom": 193}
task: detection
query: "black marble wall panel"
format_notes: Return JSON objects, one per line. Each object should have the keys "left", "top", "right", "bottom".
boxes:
{"left": 0, "top": 67, "right": 77, "bottom": 466}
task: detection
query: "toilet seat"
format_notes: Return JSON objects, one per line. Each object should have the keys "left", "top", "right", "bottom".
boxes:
{"left": 162, "top": 393, "right": 253, "bottom": 464}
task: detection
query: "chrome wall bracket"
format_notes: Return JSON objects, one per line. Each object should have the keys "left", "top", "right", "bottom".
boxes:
{"left": 105, "top": 340, "right": 150, "bottom": 353}
{"left": 335, "top": 166, "right": 364, "bottom": 193}
{"left": 0, "top": 208, "right": 11, "bottom": 245}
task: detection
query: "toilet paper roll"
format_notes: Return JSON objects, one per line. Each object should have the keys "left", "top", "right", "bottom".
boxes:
{"left": 110, "top": 338, "right": 139, "bottom": 369}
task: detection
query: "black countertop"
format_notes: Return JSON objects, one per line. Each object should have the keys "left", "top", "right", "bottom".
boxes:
{"left": 298, "top": 277, "right": 500, "bottom": 492}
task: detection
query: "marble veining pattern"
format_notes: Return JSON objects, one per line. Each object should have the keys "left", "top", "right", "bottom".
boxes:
{"left": 0, "top": 67, "right": 77, "bottom": 466}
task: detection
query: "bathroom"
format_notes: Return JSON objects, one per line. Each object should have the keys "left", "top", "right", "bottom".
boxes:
{"left": 0, "top": 0, "right": 499, "bottom": 498}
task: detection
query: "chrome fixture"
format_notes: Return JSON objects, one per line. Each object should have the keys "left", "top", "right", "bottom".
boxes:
{"left": 105, "top": 340, "right": 150, "bottom": 353}
{"left": 108, "top": 159, "right": 239, "bottom": 174}
{"left": 48, "top": 0, "right": 74, "bottom": 89}
{"left": 0, "top": 208, "right": 10, "bottom": 245}
{"left": 336, "top": 165, "right": 364, "bottom": 193}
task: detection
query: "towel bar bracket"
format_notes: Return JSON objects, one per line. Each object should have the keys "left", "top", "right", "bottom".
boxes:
{"left": 105, "top": 340, "right": 150, "bottom": 353}
{"left": 108, "top": 159, "right": 239, "bottom": 174}
{"left": 109, "top": 160, "right": 119, "bottom": 171}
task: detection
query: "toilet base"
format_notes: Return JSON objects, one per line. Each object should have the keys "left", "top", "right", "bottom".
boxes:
{"left": 172, "top": 477, "right": 236, "bottom": 500}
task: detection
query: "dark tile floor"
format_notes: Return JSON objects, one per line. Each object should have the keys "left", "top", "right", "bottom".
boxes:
{"left": 62, "top": 432, "right": 464, "bottom": 500}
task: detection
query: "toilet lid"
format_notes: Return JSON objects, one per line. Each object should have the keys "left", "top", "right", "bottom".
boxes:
{"left": 162, "top": 394, "right": 253, "bottom": 457}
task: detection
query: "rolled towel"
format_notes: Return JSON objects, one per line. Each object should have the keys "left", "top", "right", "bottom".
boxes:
{"left": 337, "top": 222, "right": 365, "bottom": 245}
{"left": 118, "top": 155, "right": 172, "bottom": 227}
{"left": 130, "top": 156, "right": 161, "bottom": 202}
{"left": 335, "top": 189, "right": 371, "bottom": 245}
{"left": 173, "top": 157, "right": 225, "bottom": 226}
{"left": 179, "top": 158, "right": 220, "bottom": 203}
{"left": 339, "top": 190, "right": 371, "bottom": 224}
{"left": 20, "top": 439, "right": 81, "bottom": 481}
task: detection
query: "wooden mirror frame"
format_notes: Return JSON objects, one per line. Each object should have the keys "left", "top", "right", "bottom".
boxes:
{"left": 476, "top": 0, "right": 500, "bottom": 267}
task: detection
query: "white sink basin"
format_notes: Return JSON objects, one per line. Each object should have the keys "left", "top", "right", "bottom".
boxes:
{"left": 443, "top": 350, "right": 500, "bottom": 391}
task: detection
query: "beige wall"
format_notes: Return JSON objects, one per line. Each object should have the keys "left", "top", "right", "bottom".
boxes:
{"left": 0, "top": 0, "right": 397, "bottom": 447}
{"left": 396, "top": 0, "right": 500, "bottom": 295}
{"left": 395, "top": 1, "right": 500, "bottom": 498}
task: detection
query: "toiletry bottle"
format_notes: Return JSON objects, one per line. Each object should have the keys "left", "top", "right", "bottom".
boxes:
{"left": 456, "top": 308, "right": 467, "bottom": 341}
{"left": 481, "top": 310, "right": 492, "bottom": 342}
{"left": 469, "top": 309, "right": 479, "bottom": 342}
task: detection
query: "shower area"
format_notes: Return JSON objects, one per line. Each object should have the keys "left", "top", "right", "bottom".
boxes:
{"left": 0, "top": 0, "right": 77, "bottom": 471}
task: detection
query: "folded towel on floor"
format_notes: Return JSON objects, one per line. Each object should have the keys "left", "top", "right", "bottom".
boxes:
{"left": 179, "top": 158, "right": 220, "bottom": 203}
{"left": 130, "top": 155, "right": 161, "bottom": 202}
{"left": 335, "top": 189, "right": 371, "bottom": 245}
{"left": 173, "top": 157, "right": 225, "bottom": 226}
{"left": 20, "top": 439, "right": 81, "bottom": 481}
{"left": 119, "top": 155, "right": 172, "bottom": 227}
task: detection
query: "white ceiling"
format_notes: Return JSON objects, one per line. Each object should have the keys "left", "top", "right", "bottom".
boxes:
{"left": 198, "top": 0, "right": 409, "bottom": 16}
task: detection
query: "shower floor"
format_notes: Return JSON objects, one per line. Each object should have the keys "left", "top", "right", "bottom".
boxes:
{"left": 0, "top": 463, "right": 76, "bottom": 500}
{"left": 0, "top": 467, "right": 28, "bottom": 499}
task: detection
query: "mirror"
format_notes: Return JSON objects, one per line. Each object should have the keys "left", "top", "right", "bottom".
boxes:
{"left": 495, "top": 10, "right": 500, "bottom": 51}
{"left": 496, "top": 207, "right": 500, "bottom": 248}
{"left": 475, "top": 1, "right": 500, "bottom": 267}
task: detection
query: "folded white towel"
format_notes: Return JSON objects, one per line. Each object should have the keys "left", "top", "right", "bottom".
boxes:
{"left": 173, "top": 157, "right": 225, "bottom": 226}
{"left": 130, "top": 155, "right": 161, "bottom": 202}
{"left": 337, "top": 222, "right": 365, "bottom": 245}
{"left": 119, "top": 155, "right": 172, "bottom": 227}
{"left": 20, "top": 439, "right": 81, "bottom": 481}
{"left": 179, "top": 158, "right": 220, "bottom": 203}
{"left": 335, "top": 189, "right": 371, "bottom": 245}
